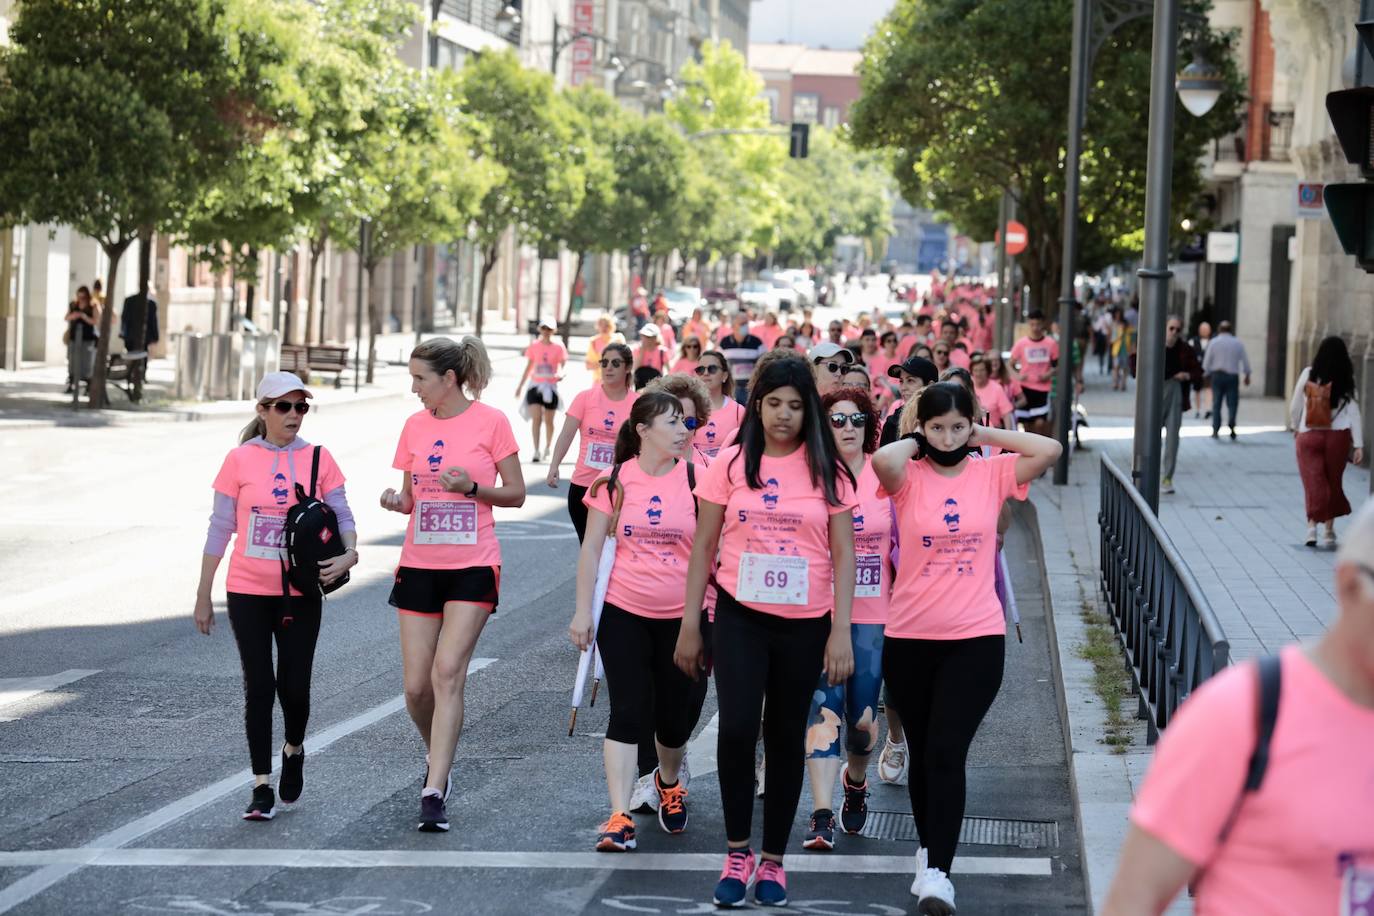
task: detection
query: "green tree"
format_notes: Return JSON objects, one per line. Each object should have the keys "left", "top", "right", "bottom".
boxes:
{"left": 459, "top": 50, "right": 585, "bottom": 336}
{"left": 774, "top": 126, "right": 894, "bottom": 266}
{"left": 554, "top": 86, "right": 622, "bottom": 329}
{"left": 0, "top": 0, "right": 302, "bottom": 406}
{"left": 849, "top": 0, "right": 1244, "bottom": 310}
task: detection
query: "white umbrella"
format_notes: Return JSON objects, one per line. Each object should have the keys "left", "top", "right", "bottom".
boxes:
{"left": 569, "top": 474, "right": 623, "bottom": 735}
{"left": 998, "top": 549, "right": 1022, "bottom": 643}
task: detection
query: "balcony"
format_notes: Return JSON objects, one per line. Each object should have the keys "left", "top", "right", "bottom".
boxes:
{"left": 438, "top": 0, "right": 521, "bottom": 45}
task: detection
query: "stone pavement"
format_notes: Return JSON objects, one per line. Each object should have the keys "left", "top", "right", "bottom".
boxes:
{"left": 1030, "top": 366, "right": 1369, "bottom": 913}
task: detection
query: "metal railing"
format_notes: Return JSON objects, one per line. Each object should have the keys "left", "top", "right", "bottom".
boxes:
{"left": 1098, "top": 456, "right": 1230, "bottom": 743}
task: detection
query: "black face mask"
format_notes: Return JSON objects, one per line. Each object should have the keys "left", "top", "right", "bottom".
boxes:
{"left": 913, "top": 432, "right": 972, "bottom": 466}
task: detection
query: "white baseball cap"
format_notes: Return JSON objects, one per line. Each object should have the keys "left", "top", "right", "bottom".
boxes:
{"left": 538, "top": 316, "right": 557, "bottom": 330}
{"left": 256, "top": 371, "right": 313, "bottom": 401}
{"left": 808, "top": 342, "right": 854, "bottom": 364}
{"left": 640, "top": 324, "right": 661, "bottom": 339}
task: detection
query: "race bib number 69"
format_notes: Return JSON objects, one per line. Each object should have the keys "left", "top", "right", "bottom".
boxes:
{"left": 736, "top": 552, "right": 808, "bottom": 606}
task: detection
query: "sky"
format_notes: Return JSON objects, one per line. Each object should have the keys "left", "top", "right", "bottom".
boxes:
{"left": 746, "top": 0, "right": 896, "bottom": 51}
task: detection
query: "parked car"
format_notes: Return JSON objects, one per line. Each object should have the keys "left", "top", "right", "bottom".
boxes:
{"left": 774, "top": 269, "right": 816, "bottom": 306}
{"left": 736, "top": 279, "right": 780, "bottom": 312}
{"left": 659, "top": 286, "right": 704, "bottom": 325}
{"left": 704, "top": 287, "right": 738, "bottom": 307}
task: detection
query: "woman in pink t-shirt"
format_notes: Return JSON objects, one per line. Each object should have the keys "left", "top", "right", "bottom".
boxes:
{"left": 380, "top": 337, "right": 526, "bottom": 834}
{"left": 547, "top": 342, "right": 636, "bottom": 542}
{"left": 692, "top": 350, "right": 744, "bottom": 463}
{"left": 515, "top": 319, "right": 568, "bottom": 462}
{"left": 871, "top": 381, "right": 1061, "bottom": 911}
{"left": 801, "top": 387, "right": 893, "bottom": 852}
{"left": 195, "top": 371, "right": 359, "bottom": 822}
{"left": 1103, "top": 510, "right": 1374, "bottom": 916}
{"left": 683, "top": 310, "right": 712, "bottom": 353}
{"left": 569, "top": 393, "right": 705, "bottom": 853}
{"left": 674, "top": 355, "right": 857, "bottom": 908}
{"left": 671, "top": 336, "right": 703, "bottom": 376}
{"left": 970, "top": 354, "right": 1016, "bottom": 430}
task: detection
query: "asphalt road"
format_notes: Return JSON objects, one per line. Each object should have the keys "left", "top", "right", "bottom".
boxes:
{"left": 0, "top": 324, "right": 1085, "bottom": 915}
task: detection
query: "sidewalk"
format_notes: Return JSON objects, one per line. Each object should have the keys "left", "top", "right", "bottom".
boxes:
{"left": 0, "top": 319, "right": 554, "bottom": 430}
{"left": 1032, "top": 369, "right": 1368, "bottom": 913}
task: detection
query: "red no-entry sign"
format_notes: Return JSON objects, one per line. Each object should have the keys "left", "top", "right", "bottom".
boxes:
{"left": 996, "top": 220, "right": 1029, "bottom": 256}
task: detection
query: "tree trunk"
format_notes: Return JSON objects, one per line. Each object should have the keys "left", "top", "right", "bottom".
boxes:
{"left": 124, "top": 226, "right": 153, "bottom": 354}
{"left": 305, "top": 234, "right": 324, "bottom": 345}
{"left": 562, "top": 251, "right": 586, "bottom": 349}
{"left": 87, "top": 236, "right": 133, "bottom": 408}
{"left": 244, "top": 247, "right": 258, "bottom": 323}
{"left": 210, "top": 245, "right": 225, "bottom": 334}
{"left": 283, "top": 249, "right": 297, "bottom": 346}
{"left": 365, "top": 263, "right": 379, "bottom": 384}
{"left": 476, "top": 242, "right": 498, "bottom": 338}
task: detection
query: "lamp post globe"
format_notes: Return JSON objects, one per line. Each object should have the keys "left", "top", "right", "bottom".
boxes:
{"left": 1176, "top": 53, "right": 1223, "bottom": 117}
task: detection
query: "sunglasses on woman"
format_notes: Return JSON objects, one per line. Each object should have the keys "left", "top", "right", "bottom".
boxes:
{"left": 683, "top": 417, "right": 700, "bottom": 430}
{"left": 599, "top": 358, "right": 625, "bottom": 369}
{"left": 267, "top": 401, "right": 310, "bottom": 415}
{"left": 829, "top": 412, "right": 868, "bottom": 429}
{"left": 685, "top": 343, "right": 701, "bottom": 350}
{"left": 694, "top": 365, "right": 722, "bottom": 376}
{"left": 814, "top": 360, "right": 845, "bottom": 375}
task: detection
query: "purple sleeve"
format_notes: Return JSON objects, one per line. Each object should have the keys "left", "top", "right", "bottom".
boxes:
{"left": 205, "top": 492, "right": 237, "bottom": 557}
{"left": 323, "top": 485, "right": 356, "bottom": 534}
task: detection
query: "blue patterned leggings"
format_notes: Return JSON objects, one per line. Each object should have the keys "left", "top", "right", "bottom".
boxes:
{"left": 805, "top": 623, "right": 885, "bottom": 759}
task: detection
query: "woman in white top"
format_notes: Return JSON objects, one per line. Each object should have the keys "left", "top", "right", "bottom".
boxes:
{"left": 1290, "top": 336, "right": 1364, "bottom": 549}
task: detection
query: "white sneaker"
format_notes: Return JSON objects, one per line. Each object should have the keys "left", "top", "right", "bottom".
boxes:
{"left": 630, "top": 772, "right": 659, "bottom": 814}
{"left": 1305, "top": 525, "right": 1318, "bottom": 547}
{"left": 1323, "top": 529, "right": 1337, "bottom": 549}
{"left": 914, "top": 864, "right": 956, "bottom": 915}
{"left": 908, "top": 847, "right": 929, "bottom": 896}
{"left": 878, "top": 737, "right": 909, "bottom": 785}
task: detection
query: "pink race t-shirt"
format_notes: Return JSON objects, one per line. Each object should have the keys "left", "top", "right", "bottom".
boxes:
{"left": 584, "top": 459, "right": 696, "bottom": 619}
{"left": 565, "top": 385, "right": 637, "bottom": 487}
{"left": 850, "top": 461, "right": 894, "bottom": 625}
{"left": 695, "top": 444, "right": 856, "bottom": 619}
{"left": 683, "top": 321, "right": 711, "bottom": 348}
{"left": 695, "top": 397, "right": 745, "bottom": 461}
{"left": 1131, "top": 647, "right": 1374, "bottom": 916}
{"left": 213, "top": 441, "right": 345, "bottom": 597}
{"left": 976, "top": 380, "right": 1015, "bottom": 429}
{"left": 868, "top": 353, "right": 900, "bottom": 384}
{"left": 525, "top": 340, "right": 567, "bottom": 384}
{"left": 670, "top": 358, "right": 699, "bottom": 376}
{"left": 391, "top": 404, "right": 518, "bottom": 571}
{"left": 882, "top": 453, "right": 1027, "bottom": 639}
{"left": 1010, "top": 335, "right": 1059, "bottom": 392}
{"left": 636, "top": 344, "right": 670, "bottom": 372}
{"left": 752, "top": 322, "right": 784, "bottom": 350}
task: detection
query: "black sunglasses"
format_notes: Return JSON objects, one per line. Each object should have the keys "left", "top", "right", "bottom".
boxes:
{"left": 684, "top": 342, "right": 701, "bottom": 350}
{"left": 599, "top": 358, "right": 625, "bottom": 369}
{"left": 267, "top": 401, "right": 310, "bottom": 415}
{"left": 814, "top": 360, "right": 844, "bottom": 374}
{"left": 694, "top": 365, "right": 722, "bottom": 376}
{"left": 829, "top": 412, "right": 868, "bottom": 429}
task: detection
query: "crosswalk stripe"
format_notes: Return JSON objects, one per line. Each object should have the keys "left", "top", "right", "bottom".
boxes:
{"left": 0, "top": 669, "right": 100, "bottom": 710}
{"left": 0, "top": 848, "right": 1053, "bottom": 876}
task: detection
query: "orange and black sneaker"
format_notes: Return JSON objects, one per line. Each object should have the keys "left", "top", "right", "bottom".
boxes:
{"left": 595, "top": 811, "right": 637, "bottom": 852}
{"left": 654, "top": 769, "right": 689, "bottom": 834}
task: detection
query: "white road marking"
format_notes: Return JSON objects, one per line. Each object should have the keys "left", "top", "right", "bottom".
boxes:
{"left": 0, "top": 658, "right": 498, "bottom": 915}
{"left": 0, "top": 848, "right": 1052, "bottom": 876}
{"left": 0, "top": 669, "right": 100, "bottom": 710}
{"left": 685, "top": 712, "right": 718, "bottom": 779}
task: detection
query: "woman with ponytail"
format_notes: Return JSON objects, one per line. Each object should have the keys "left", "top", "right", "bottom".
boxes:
{"left": 381, "top": 337, "right": 526, "bottom": 834}
{"left": 194, "top": 372, "right": 358, "bottom": 822}
{"left": 569, "top": 392, "right": 705, "bottom": 852}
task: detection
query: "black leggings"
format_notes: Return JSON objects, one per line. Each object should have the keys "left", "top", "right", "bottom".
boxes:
{"left": 227, "top": 593, "right": 323, "bottom": 775}
{"left": 598, "top": 602, "right": 708, "bottom": 748}
{"left": 637, "top": 617, "right": 712, "bottom": 777}
{"left": 882, "top": 635, "right": 1004, "bottom": 872}
{"left": 714, "top": 590, "right": 830, "bottom": 857}
{"left": 568, "top": 483, "right": 589, "bottom": 543}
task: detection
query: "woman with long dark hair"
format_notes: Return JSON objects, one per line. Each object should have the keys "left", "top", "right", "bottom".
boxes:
{"left": 872, "top": 382, "right": 1060, "bottom": 914}
{"left": 675, "top": 354, "right": 857, "bottom": 908}
{"left": 547, "top": 342, "right": 637, "bottom": 541}
{"left": 1290, "top": 336, "right": 1363, "bottom": 548}
{"left": 801, "top": 386, "right": 892, "bottom": 851}
{"left": 570, "top": 393, "right": 706, "bottom": 851}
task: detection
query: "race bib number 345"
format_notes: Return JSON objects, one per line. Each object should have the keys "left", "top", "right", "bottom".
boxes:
{"left": 414, "top": 499, "right": 478, "bottom": 545}
{"left": 737, "top": 552, "right": 809, "bottom": 606}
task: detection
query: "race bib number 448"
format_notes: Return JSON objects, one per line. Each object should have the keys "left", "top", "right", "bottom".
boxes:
{"left": 414, "top": 499, "right": 477, "bottom": 545}
{"left": 245, "top": 511, "right": 287, "bottom": 560}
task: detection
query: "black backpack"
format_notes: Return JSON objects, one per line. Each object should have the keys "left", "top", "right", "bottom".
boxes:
{"left": 283, "top": 446, "right": 348, "bottom": 597}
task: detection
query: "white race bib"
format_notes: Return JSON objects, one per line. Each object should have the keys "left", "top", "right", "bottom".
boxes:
{"left": 855, "top": 553, "right": 883, "bottom": 599}
{"left": 245, "top": 511, "right": 287, "bottom": 561}
{"left": 736, "top": 552, "right": 809, "bottom": 606}
{"left": 414, "top": 499, "right": 478, "bottom": 545}
{"left": 585, "top": 441, "right": 615, "bottom": 470}
{"left": 1341, "top": 855, "right": 1374, "bottom": 916}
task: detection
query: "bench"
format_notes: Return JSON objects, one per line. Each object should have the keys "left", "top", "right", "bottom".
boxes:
{"left": 105, "top": 350, "right": 148, "bottom": 404}
{"left": 280, "top": 343, "right": 350, "bottom": 388}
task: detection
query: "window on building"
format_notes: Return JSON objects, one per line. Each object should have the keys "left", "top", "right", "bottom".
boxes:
{"left": 762, "top": 88, "right": 780, "bottom": 123}
{"left": 792, "top": 93, "right": 819, "bottom": 125}
{"left": 823, "top": 106, "right": 840, "bottom": 128}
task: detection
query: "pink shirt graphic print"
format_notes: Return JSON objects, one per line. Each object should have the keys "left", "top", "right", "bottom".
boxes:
{"left": 392, "top": 404, "right": 518, "bottom": 570}
{"left": 566, "top": 387, "right": 637, "bottom": 487}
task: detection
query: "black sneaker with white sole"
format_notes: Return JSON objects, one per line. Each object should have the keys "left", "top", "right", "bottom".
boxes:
{"left": 242, "top": 784, "right": 276, "bottom": 821}
{"left": 418, "top": 792, "right": 450, "bottom": 832}
{"left": 423, "top": 761, "right": 453, "bottom": 802}
{"left": 279, "top": 747, "right": 304, "bottom": 804}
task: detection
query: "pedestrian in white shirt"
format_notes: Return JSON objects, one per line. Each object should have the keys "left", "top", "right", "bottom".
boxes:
{"left": 1200, "top": 321, "right": 1251, "bottom": 440}
{"left": 1290, "top": 336, "right": 1364, "bottom": 548}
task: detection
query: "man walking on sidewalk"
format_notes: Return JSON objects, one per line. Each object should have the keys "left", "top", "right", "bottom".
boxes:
{"left": 1201, "top": 320, "right": 1251, "bottom": 440}
{"left": 1160, "top": 317, "right": 1203, "bottom": 494}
